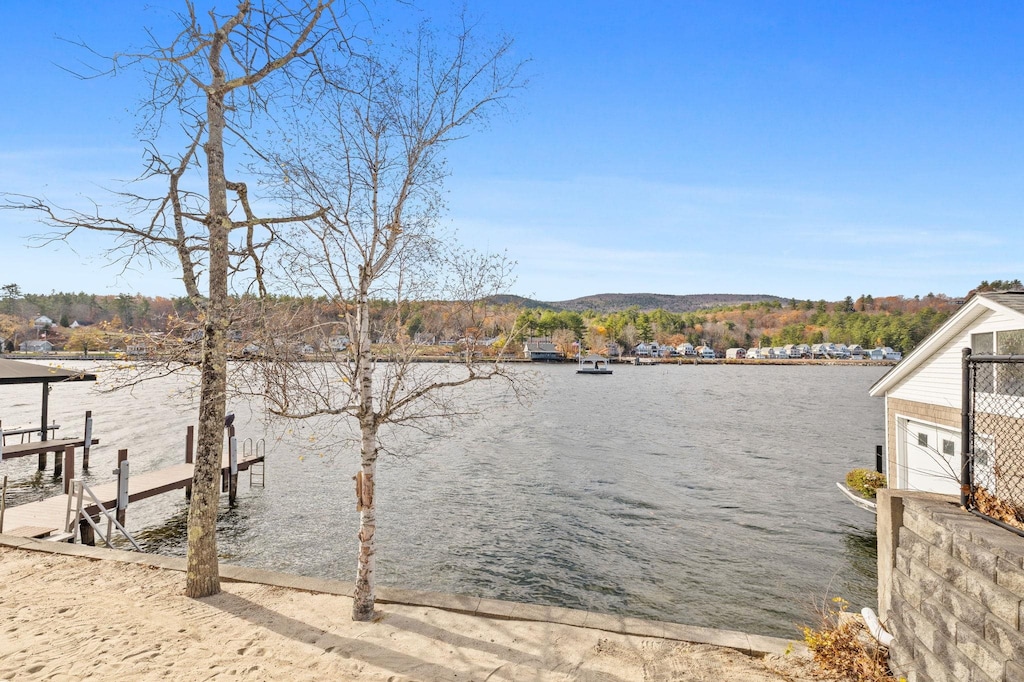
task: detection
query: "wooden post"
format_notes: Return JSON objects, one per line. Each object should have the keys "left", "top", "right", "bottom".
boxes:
{"left": 1, "top": 474, "right": 7, "bottom": 533}
{"left": 185, "top": 425, "right": 194, "bottom": 500}
{"left": 79, "top": 517, "right": 95, "bottom": 546}
{"left": 54, "top": 446, "right": 63, "bottom": 478}
{"left": 38, "top": 382, "right": 49, "bottom": 470}
{"left": 62, "top": 446, "right": 75, "bottom": 494}
{"left": 82, "top": 411, "right": 93, "bottom": 470}
{"left": 115, "top": 449, "right": 128, "bottom": 526}
{"left": 228, "top": 426, "right": 238, "bottom": 505}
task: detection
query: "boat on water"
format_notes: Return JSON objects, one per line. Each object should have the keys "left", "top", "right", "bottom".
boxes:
{"left": 835, "top": 481, "right": 877, "bottom": 513}
{"left": 577, "top": 353, "right": 613, "bottom": 375}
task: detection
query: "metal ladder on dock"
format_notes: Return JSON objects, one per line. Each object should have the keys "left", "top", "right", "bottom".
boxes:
{"left": 65, "top": 479, "right": 142, "bottom": 551}
{"left": 245, "top": 438, "right": 266, "bottom": 488}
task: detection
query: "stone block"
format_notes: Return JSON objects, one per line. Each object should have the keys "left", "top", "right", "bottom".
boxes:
{"left": 901, "top": 526, "right": 933, "bottom": 562}
{"left": 995, "top": 556, "right": 1024, "bottom": 596}
{"left": 1005, "top": 659, "right": 1024, "bottom": 682}
{"left": 929, "top": 632, "right": 979, "bottom": 682}
{"left": 956, "top": 623, "right": 1008, "bottom": 682}
{"left": 915, "top": 640, "right": 957, "bottom": 682}
{"left": 887, "top": 642, "right": 914, "bottom": 680}
{"left": 905, "top": 506, "right": 954, "bottom": 554}
{"left": 908, "top": 555, "right": 951, "bottom": 602}
{"left": 887, "top": 601, "right": 912, "bottom": 640}
{"left": 963, "top": 575, "right": 1021, "bottom": 629}
{"left": 895, "top": 564, "right": 926, "bottom": 608}
{"left": 934, "top": 584, "right": 988, "bottom": 633}
{"left": 930, "top": 510, "right": 981, "bottom": 543}
{"left": 967, "top": 522, "right": 1024, "bottom": 568}
{"left": 897, "top": 549, "right": 913, "bottom": 576}
{"left": 901, "top": 599, "right": 942, "bottom": 655}
{"left": 983, "top": 613, "right": 1024, "bottom": 665}
{"left": 926, "top": 544, "right": 971, "bottom": 592}
{"left": 952, "top": 534, "right": 1000, "bottom": 582}
{"left": 919, "top": 598, "right": 957, "bottom": 641}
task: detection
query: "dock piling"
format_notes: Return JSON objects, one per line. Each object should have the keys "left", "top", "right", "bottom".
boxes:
{"left": 62, "top": 446, "right": 75, "bottom": 494}
{"left": 185, "top": 425, "right": 194, "bottom": 500}
{"left": 115, "top": 449, "right": 128, "bottom": 526}
{"left": 83, "top": 411, "right": 93, "bottom": 469}
{"left": 228, "top": 426, "right": 238, "bottom": 504}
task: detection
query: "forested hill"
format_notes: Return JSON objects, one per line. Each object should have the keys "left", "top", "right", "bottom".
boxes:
{"left": 547, "top": 293, "right": 782, "bottom": 314}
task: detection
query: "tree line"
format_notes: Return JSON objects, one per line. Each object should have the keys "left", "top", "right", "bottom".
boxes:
{"left": 2, "top": 283, "right": 966, "bottom": 356}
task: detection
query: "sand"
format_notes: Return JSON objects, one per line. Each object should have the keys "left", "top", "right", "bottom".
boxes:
{"left": 0, "top": 545, "right": 822, "bottom": 681}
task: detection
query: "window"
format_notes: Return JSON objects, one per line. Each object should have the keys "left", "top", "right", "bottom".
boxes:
{"left": 918, "top": 433, "right": 928, "bottom": 447}
{"left": 972, "top": 332, "right": 996, "bottom": 393}
{"left": 942, "top": 439, "right": 955, "bottom": 456}
{"left": 996, "top": 329, "right": 1024, "bottom": 395}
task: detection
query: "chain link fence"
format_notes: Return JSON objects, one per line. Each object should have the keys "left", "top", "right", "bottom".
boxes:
{"left": 964, "top": 353, "right": 1024, "bottom": 535}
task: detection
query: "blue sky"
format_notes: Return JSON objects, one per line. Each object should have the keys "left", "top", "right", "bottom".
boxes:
{"left": 2, "top": 1, "right": 1023, "bottom": 303}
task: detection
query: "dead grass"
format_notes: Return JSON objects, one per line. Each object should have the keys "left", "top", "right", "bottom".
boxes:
{"left": 801, "top": 597, "right": 904, "bottom": 682}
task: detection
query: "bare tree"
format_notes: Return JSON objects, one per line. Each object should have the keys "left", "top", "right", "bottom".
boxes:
{"left": 3, "top": 1, "right": 347, "bottom": 598}
{"left": 249, "top": 17, "right": 526, "bottom": 621}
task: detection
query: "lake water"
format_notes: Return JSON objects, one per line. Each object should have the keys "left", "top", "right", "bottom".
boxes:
{"left": 0, "top": 360, "right": 887, "bottom": 638}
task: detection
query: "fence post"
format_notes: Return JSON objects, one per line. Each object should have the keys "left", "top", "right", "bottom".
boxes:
{"left": 116, "top": 449, "right": 128, "bottom": 526}
{"left": 961, "top": 347, "right": 972, "bottom": 508}
{"left": 63, "top": 446, "right": 75, "bottom": 494}
{"left": 83, "top": 410, "right": 93, "bottom": 469}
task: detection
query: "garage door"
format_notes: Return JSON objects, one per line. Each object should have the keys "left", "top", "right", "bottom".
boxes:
{"left": 899, "top": 420, "right": 961, "bottom": 495}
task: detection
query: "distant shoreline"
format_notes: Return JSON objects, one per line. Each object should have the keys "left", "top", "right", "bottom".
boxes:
{"left": 3, "top": 353, "right": 897, "bottom": 367}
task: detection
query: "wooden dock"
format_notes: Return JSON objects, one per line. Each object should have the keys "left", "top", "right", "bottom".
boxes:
{"left": 1, "top": 447, "right": 264, "bottom": 541}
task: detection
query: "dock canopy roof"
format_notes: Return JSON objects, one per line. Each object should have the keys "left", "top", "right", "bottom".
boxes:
{"left": 0, "top": 359, "right": 97, "bottom": 385}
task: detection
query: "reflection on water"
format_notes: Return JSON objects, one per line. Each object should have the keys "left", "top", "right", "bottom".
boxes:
{"left": 1, "top": 361, "right": 887, "bottom": 638}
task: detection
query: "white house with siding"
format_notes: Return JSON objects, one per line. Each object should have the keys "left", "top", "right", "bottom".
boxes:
{"left": 868, "top": 292, "right": 1024, "bottom": 495}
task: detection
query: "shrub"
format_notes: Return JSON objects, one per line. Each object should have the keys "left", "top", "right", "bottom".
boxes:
{"left": 802, "top": 597, "right": 904, "bottom": 682}
{"left": 846, "top": 468, "right": 887, "bottom": 499}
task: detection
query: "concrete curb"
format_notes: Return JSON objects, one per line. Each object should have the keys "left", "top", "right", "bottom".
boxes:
{"left": 0, "top": 534, "right": 806, "bottom": 658}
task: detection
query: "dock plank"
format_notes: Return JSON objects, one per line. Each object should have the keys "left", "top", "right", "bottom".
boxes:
{"left": 0, "top": 438, "right": 100, "bottom": 461}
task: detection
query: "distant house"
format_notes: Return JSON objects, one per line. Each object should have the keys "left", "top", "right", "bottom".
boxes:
{"left": 694, "top": 345, "right": 715, "bottom": 359}
{"left": 523, "top": 338, "right": 561, "bottom": 361}
{"left": 126, "top": 344, "right": 148, "bottom": 357}
{"left": 635, "top": 342, "right": 673, "bottom": 357}
{"left": 33, "top": 316, "right": 54, "bottom": 331}
{"left": 868, "top": 291, "right": 1024, "bottom": 496}
{"left": 69, "top": 320, "right": 81, "bottom": 329}
{"left": 329, "top": 335, "right": 350, "bottom": 352}
{"left": 634, "top": 342, "right": 654, "bottom": 357}
{"left": 20, "top": 340, "right": 54, "bottom": 353}
{"left": 605, "top": 342, "right": 621, "bottom": 358}
{"left": 676, "top": 342, "right": 696, "bottom": 356}
{"left": 725, "top": 348, "right": 746, "bottom": 359}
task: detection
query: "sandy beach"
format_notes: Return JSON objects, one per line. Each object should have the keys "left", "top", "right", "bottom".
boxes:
{"left": 0, "top": 541, "right": 823, "bottom": 681}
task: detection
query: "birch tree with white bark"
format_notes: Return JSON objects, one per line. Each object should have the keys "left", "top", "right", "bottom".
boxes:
{"left": 252, "top": 17, "right": 526, "bottom": 621}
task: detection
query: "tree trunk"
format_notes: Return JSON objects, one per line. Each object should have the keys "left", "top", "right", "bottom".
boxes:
{"left": 185, "top": 32, "right": 230, "bottom": 599}
{"left": 352, "top": 270, "right": 378, "bottom": 621}
{"left": 352, "top": 427, "right": 378, "bottom": 620}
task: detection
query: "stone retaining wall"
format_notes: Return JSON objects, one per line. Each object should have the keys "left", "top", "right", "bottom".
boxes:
{"left": 876, "top": 490, "right": 1024, "bottom": 682}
